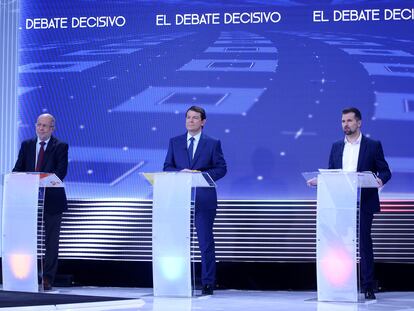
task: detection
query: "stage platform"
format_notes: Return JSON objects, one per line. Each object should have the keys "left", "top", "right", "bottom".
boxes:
{"left": 1, "top": 287, "right": 413, "bottom": 311}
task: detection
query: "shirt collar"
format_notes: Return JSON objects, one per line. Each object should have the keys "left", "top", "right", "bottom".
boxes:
{"left": 187, "top": 131, "right": 202, "bottom": 142}
{"left": 37, "top": 136, "right": 51, "bottom": 145}
{"left": 344, "top": 132, "right": 362, "bottom": 145}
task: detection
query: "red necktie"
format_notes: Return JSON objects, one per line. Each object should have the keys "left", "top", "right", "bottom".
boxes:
{"left": 35, "top": 141, "right": 46, "bottom": 172}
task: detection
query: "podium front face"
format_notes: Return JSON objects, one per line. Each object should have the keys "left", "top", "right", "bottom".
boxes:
{"left": 2, "top": 173, "right": 40, "bottom": 292}
{"left": 152, "top": 173, "right": 193, "bottom": 297}
{"left": 316, "top": 173, "right": 360, "bottom": 302}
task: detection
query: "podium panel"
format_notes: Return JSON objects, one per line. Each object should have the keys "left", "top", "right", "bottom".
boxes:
{"left": 316, "top": 172, "right": 360, "bottom": 302}
{"left": 144, "top": 172, "right": 215, "bottom": 297}
{"left": 2, "top": 172, "right": 64, "bottom": 292}
{"left": 2, "top": 173, "right": 39, "bottom": 292}
{"left": 152, "top": 173, "right": 193, "bottom": 297}
{"left": 303, "top": 170, "right": 379, "bottom": 302}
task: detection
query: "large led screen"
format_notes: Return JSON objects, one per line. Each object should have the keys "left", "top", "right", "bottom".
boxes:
{"left": 18, "top": 0, "right": 414, "bottom": 200}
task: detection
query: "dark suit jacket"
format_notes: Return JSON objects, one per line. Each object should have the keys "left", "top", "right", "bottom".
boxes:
{"left": 13, "top": 136, "right": 69, "bottom": 214}
{"left": 163, "top": 133, "right": 227, "bottom": 209}
{"left": 328, "top": 135, "right": 391, "bottom": 214}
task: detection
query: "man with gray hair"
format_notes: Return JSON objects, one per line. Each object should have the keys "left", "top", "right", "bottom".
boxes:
{"left": 13, "top": 113, "right": 69, "bottom": 290}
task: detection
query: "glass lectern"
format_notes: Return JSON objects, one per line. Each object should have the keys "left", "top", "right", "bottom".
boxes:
{"left": 303, "top": 170, "right": 379, "bottom": 302}
{"left": 2, "top": 172, "right": 64, "bottom": 292}
{"left": 142, "top": 172, "right": 215, "bottom": 297}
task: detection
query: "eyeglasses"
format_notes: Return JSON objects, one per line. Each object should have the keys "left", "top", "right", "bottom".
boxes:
{"left": 35, "top": 123, "right": 54, "bottom": 129}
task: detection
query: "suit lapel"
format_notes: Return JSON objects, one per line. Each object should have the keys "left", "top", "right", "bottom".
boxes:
{"left": 42, "top": 136, "right": 55, "bottom": 171}
{"left": 191, "top": 134, "right": 206, "bottom": 169}
{"left": 338, "top": 141, "right": 345, "bottom": 169}
{"left": 357, "top": 135, "right": 367, "bottom": 172}
{"left": 179, "top": 134, "right": 191, "bottom": 168}
{"left": 29, "top": 139, "right": 37, "bottom": 171}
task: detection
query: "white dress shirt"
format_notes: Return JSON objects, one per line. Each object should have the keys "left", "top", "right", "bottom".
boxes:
{"left": 187, "top": 132, "right": 201, "bottom": 159}
{"left": 342, "top": 133, "right": 362, "bottom": 172}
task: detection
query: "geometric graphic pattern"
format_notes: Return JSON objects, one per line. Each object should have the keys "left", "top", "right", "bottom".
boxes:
{"left": 17, "top": 1, "right": 414, "bottom": 200}
{"left": 113, "top": 86, "right": 265, "bottom": 115}
{"left": 205, "top": 46, "right": 278, "bottom": 53}
{"left": 64, "top": 48, "right": 142, "bottom": 56}
{"left": 179, "top": 59, "right": 278, "bottom": 72}
{"left": 362, "top": 63, "right": 414, "bottom": 78}
{"left": 374, "top": 92, "right": 414, "bottom": 121}
{"left": 19, "top": 61, "right": 107, "bottom": 73}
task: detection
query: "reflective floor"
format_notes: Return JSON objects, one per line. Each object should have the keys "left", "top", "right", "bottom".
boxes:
{"left": 3, "top": 287, "right": 414, "bottom": 311}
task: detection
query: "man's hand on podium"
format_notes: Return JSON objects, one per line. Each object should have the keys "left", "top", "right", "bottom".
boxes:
{"left": 306, "top": 177, "right": 318, "bottom": 187}
{"left": 376, "top": 177, "right": 384, "bottom": 188}
{"left": 180, "top": 169, "right": 201, "bottom": 173}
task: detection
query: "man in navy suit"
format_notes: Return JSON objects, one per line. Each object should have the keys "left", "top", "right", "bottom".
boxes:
{"left": 164, "top": 106, "right": 227, "bottom": 295}
{"left": 328, "top": 107, "right": 391, "bottom": 300}
{"left": 13, "top": 113, "right": 69, "bottom": 290}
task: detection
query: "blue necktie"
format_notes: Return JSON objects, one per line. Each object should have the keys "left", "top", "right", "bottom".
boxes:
{"left": 188, "top": 137, "right": 195, "bottom": 162}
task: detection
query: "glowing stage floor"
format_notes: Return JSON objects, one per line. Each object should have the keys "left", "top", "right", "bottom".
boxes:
{"left": 1, "top": 287, "right": 413, "bottom": 311}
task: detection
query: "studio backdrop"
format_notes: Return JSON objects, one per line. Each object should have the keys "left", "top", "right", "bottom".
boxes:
{"left": 17, "top": 0, "right": 414, "bottom": 201}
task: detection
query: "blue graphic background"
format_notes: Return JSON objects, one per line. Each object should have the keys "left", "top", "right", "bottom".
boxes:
{"left": 18, "top": 0, "right": 414, "bottom": 199}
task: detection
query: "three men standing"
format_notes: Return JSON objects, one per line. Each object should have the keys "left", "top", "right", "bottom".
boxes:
{"left": 9, "top": 107, "right": 390, "bottom": 298}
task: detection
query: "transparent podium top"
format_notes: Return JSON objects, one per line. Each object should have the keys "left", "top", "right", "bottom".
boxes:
{"left": 2, "top": 172, "right": 64, "bottom": 188}
{"left": 302, "top": 170, "right": 380, "bottom": 188}
{"left": 141, "top": 171, "right": 216, "bottom": 188}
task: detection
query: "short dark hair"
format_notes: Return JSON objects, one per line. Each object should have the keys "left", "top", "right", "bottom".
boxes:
{"left": 342, "top": 107, "right": 362, "bottom": 120}
{"left": 186, "top": 106, "right": 206, "bottom": 120}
